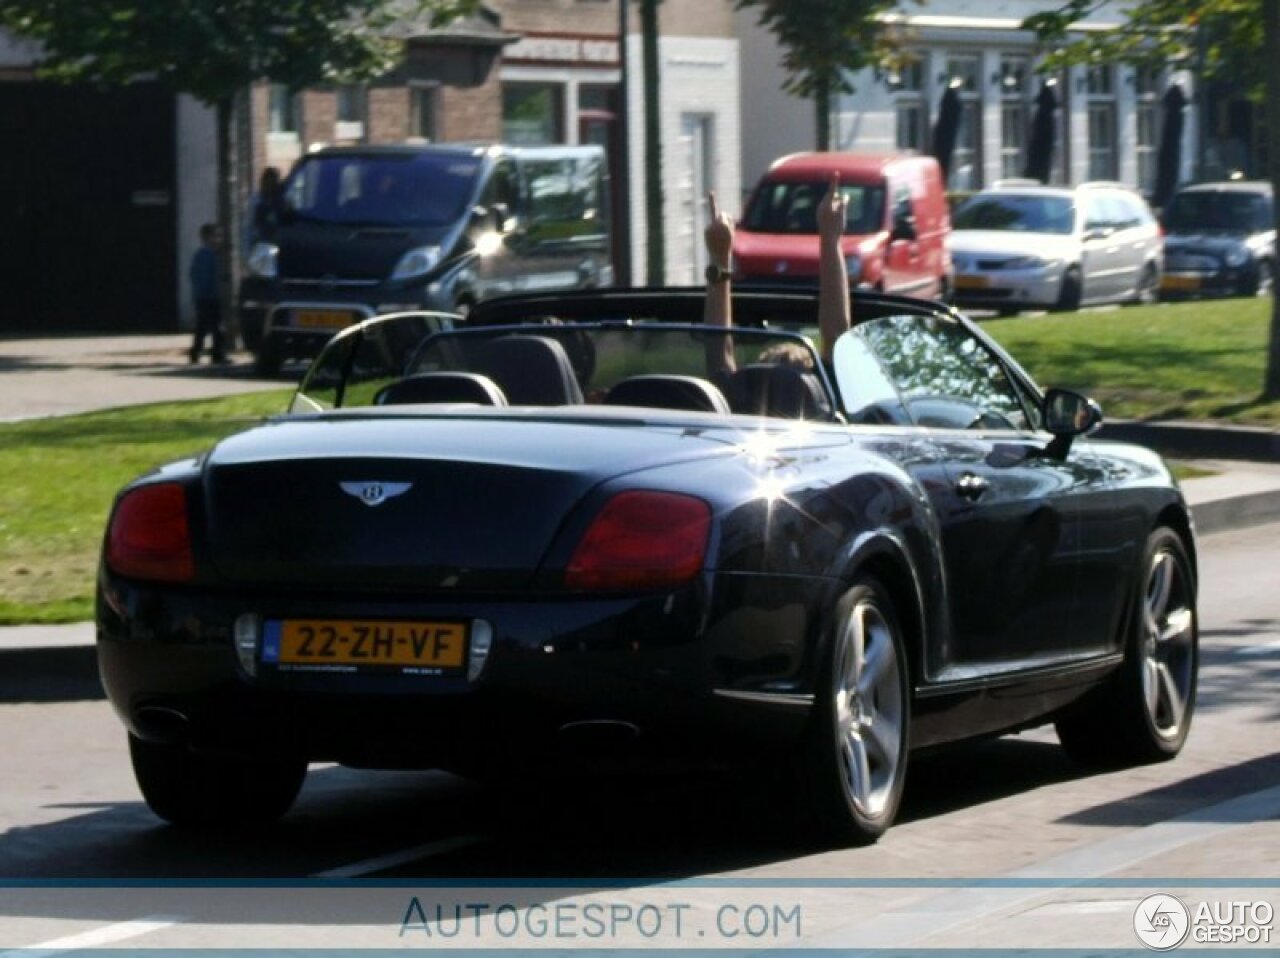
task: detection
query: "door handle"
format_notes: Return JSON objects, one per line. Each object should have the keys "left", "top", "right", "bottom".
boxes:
{"left": 955, "top": 472, "right": 989, "bottom": 500}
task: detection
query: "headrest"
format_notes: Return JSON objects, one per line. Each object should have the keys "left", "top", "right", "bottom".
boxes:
{"left": 726, "top": 363, "right": 832, "bottom": 419}
{"left": 603, "top": 375, "right": 731, "bottom": 414}
{"left": 476, "top": 335, "right": 584, "bottom": 406}
{"left": 374, "top": 371, "right": 508, "bottom": 406}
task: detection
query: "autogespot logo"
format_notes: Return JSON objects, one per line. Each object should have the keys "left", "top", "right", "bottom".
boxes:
{"left": 1134, "top": 894, "right": 1191, "bottom": 950}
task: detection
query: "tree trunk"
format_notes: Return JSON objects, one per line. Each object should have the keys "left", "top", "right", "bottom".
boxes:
{"left": 1264, "top": 0, "right": 1280, "bottom": 400}
{"left": 215, "top": 97, "right": 240, "bottom": 349}
{"left": 641, "top": 0, "right": 664, "bottom": 285}
{"left": 815, "top": 79, "right": 831, "bottom": 152}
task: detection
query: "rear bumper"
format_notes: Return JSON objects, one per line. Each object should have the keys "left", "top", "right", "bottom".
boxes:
{"left": 96, "top": 570, "right": 827, "bottom": 771}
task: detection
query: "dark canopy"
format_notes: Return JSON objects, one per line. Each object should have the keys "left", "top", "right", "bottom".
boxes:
{"left": 1023, "top": 81, "right": 1058, "bottom": 184}
{"left": 931, "top": 85, "right": 962, "bottom": 183}
{"left": 1154, "top": 84, "right": 1187, "bottom": 208}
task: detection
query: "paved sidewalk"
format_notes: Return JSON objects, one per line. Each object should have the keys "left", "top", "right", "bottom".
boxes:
{"left": 0, "top": 333, "right": 289, "bottom": 421}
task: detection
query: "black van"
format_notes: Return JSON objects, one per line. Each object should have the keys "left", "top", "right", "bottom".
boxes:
{"left": 239, "top": 143, "right": 612, "bottom": 373}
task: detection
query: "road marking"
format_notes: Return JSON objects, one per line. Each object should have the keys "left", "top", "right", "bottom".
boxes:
{"left": 311, "top": 834, "right": 485, "bottom": 879}
{"left": 1236, "top": 638, "right": 1280, "bottom": 655}
{"left": 0, "top": 914, "right": 183, "bottom": 957}
{"left": 808, "top": 781, "right": 1280, "bottom": 949}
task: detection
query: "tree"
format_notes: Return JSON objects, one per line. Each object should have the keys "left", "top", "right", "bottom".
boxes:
{"left": 735, "top": 0, "right": 903, "bottom": 151}
{"left": 638, "top": 0, "right": 665, "bottom": 285}
{"left": 1023, "top": 0, "right": 1280, "bottom": 404}
{"left": 0, "top": 0, "right": 476, "bottom": 335}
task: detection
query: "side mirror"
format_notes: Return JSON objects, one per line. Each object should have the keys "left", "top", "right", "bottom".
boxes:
{"left": 1042, "top": 388, "right": 1102, "bottom": 457}
{"left": 892, "top": 215, "right": 918, "bottom": 242}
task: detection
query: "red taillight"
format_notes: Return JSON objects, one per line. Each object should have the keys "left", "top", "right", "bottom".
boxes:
{"left": 105, "top": 483, "right": 195, "bottom": 583}
{"left": 566, "top": 491, "right": 711, "bottom": 591}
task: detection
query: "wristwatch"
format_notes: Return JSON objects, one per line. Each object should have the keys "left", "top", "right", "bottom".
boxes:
{"left": 705, "top": 263, "right": 732, "bottom": 285}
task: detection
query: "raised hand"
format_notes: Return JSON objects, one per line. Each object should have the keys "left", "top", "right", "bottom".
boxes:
{"left": 817, "top": 173, "right": 846, "bottom": 242}
{"left": 704, "top": 191, "right": 734, "bottom": 268}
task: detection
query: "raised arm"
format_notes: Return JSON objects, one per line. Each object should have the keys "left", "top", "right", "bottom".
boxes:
{"left": 817, "top": 173, "right": 851, "bottom": 362}
{"left": 703, "top": 191, "right": 736, "bottom": 375}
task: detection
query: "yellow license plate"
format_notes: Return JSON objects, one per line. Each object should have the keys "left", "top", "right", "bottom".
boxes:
{"left": 265, "top": 619, "right": 468, "bottom": 671}
{"left": 955, "top": 274, "right": 989, "bottom": 290}
{"left": 1161, "top": 274, "right": 1200, "bottom": 291}
{"left": 294, "top": 309, "right": 356, "bottom": 329}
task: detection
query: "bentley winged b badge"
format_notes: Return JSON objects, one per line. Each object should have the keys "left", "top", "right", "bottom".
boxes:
{"left": 339, "top": 481, "right": 412, "bottom": 508}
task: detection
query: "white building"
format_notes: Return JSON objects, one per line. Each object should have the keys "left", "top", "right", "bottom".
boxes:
{"left": 738, "top": 1, "right": 1199, "bottom": 200}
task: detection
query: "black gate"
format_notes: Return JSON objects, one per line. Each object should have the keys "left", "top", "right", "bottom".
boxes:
{"left": 0, "top": 81, "right": 177, "bottom": 333}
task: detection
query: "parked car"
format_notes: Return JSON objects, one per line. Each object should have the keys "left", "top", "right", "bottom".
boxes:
{"left": 1160, "top": 181, "right": 1275, "bottom": 299}
{"left": 733, "top": 153, "right": 952, "bottom": 301}
{"left": 98, "top": 288, "right": 1198, "bottom": 843}
{"left": 950, "top": 181, "right": 1163, "bottom": 314}
{"left": 239, "top": 143, "right": 612, "bottom": 374}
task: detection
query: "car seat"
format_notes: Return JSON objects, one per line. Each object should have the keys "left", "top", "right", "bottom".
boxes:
{"left": 603, "top": 375, "right": 731, "bottom": 413}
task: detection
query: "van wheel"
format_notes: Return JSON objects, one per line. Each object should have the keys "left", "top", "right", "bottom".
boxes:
{"left": 1054, "top": 267, "right": 1083, "bottom": 312}
{"left": 254, "top": 342, "right": 282, "bottom": 376}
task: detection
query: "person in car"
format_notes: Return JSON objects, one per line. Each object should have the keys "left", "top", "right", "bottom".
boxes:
{"left": 703, "top": 172, "right": 850, "bottom": 375}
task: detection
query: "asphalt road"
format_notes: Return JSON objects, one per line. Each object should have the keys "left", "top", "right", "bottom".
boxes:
{"left": 0, "top": 522, "right": 1276, "bottom": 952}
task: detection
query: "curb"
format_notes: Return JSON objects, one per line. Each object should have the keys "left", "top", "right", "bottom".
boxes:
{"left": 1098, "top": 420, "right": 1280, "bottom": 463}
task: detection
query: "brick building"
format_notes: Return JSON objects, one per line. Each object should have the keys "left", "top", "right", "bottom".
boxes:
{"left": 0, "top": 2, "right": 740, "bottom": 333}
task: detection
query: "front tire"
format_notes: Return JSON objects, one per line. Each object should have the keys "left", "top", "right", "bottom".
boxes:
{"left": 1054, "top": 267, "right": 1083, "bottom": 312}
{"left": 1056, "top": 527, "right": 1197, "bottom": 766}
{"left": 129, "top": 735, "right": 307, "bottom": 828}
{"left": 801, "top": 578, "right": 910, "bottom": 844}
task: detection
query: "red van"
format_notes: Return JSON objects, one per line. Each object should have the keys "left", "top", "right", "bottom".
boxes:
{"left": 734, "top": 153, "right": 952, "bottom": 301}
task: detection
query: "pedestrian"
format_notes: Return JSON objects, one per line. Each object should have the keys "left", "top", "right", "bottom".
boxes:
{"left": 247, "top": 166, "right": 283, "bottom": 247}
{"left": 189, "top": 223, "right": 228, "bottom": 364}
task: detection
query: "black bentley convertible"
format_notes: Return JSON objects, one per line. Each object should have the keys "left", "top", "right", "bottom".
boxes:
{"left": 97, "top": 288, "right": 1199, "bottom": 842}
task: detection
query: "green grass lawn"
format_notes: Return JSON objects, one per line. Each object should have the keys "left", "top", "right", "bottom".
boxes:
{"left": 982, "top": 298, "right": 1280, "bottom": 425}
{"left": 0, "top": 390, "right": 292, "bottom": 625}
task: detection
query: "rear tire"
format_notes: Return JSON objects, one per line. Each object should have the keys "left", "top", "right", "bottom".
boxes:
{"left": 129, "top": 735, "right": 306, "bottom": 828}
{"left": 1249, "top": 259, "right": 1274, "bottom": 297}
{"left": 254, "top": 341, "right": 283, "bottom": 377}
{"left": 1129, "top": 262, "right": 1159, "bottom": 305}
{"left": 799, "top": 577, "right": 910, "bottom": 845}
{"left": 1054, "top": 267, "right": 1083, "bottom": 312}
{"left": 1056, "top": 527, "right": 1197, "bottom": 767}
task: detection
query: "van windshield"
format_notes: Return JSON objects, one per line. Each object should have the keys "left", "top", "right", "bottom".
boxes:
{"left": 743, "top": 181, "right": 886, "bottom": 235}
{"left": 284, "top": 153, "right": 482, "bottom": 228}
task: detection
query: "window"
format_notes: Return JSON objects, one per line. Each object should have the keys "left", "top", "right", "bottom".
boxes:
{"left": 1134, "top": 67, "right": 1162, "bottom": 195}
{"left": 522, "top": 155, "right": 606, "bottom": 242}
{"left": 892, "top": 60, "right": 927, "bottom": 153}
{"left": 998, "top": 56, "right": 1030, "bottom": 180}
{"left": 1085, "top": 65, "right": 1116, "bottom": 180}
{"left": 945, "top": 55, "right": 983, "bottom": 190}
{"left": 335, "top": 85, "right": 367, "bottom": 142}
{"left": 1087, "top": 103, "right": 1117, "bottom": 180}
{"left": 503, "top": 83, "right": 564, "bottom": 145}
{"left": 851, "top": 314, "right": 1034, "bottom": 431}
{"left": 268, "top": 85, "right": 300, "bottom": 136}
{"left": 410, "top": 85, "right": 439, "bottom": 141}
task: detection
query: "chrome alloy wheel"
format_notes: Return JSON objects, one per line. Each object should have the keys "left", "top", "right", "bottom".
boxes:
{"left": 1141, "top": 547, "right": 1196, "bottom": 740}
{"left": 832, "top": 597, "right": 905, "bottom": 817}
